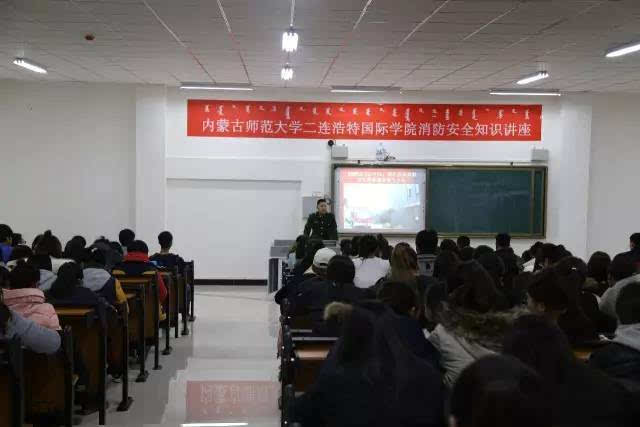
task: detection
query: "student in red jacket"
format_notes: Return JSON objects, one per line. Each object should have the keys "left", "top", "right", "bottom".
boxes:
{"left": 113, "top": 240, "right": 167, "bottom": 303}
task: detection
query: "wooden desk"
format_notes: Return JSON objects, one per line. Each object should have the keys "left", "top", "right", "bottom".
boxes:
{"left": 293, "top": 341, "right": 333, "bottom": 392}
{"left": 0, "top": 337, "right": 23, "bottom": 427}
{"left": 55, "top": 306, "right": 106, "bottom": 425}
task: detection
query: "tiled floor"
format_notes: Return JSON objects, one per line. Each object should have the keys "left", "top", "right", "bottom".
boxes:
{"left": 79, "top": 286, "right": 280, "bottom": 427}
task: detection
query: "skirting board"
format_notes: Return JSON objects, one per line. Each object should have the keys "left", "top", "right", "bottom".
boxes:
{"left": 195, "top": 279, "right": 267, "bottom": 286}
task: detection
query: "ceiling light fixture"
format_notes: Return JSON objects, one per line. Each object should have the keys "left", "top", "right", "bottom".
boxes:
{"left": 282, "top": 28, "right": 299, "bottom": 52}
{"left": 13, "top": 58, "right": 47, "bottom": 74}
{"left": 605, "top": 41, "right": 640, "bottom": 58}
{"left": 179, "top": 83, "right": 254, "bottom": 91}
{"left": 516, "top": 71, "right": 549, "bottom": 85}
{"left": 490, "top": 89, "right": 561, "bottom": 97}
{"left": 281, "top": 64, "right": 293, "bottom": 81}
{"left": 330, "top": 85, "right": 400, "bottom": 93}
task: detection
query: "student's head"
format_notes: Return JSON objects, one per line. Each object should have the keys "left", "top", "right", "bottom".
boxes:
{"left": 127, "top": 240, "right": 149, "bottom": 254}
{"left": 338, "top": 305, "right": 376, "bottom": 366}
{"left": 415, "top": 229, "right": 438, "bottom": 255}
{"left": 376, "top": 234, "right": 391, "bottom": 259}
{"left": 473, "top": 245, "right": 494, "bottom": 259}
{"left": 27, "top": 254, "right": 52, "bottom": 272}
{"left": 358, "top": 235, "right": 379, "bottom": 258}
{"left": 31, "top": 234, "right": 43, "bottom": 251}
{"left": 389, "top": 243, "right": 418, "bottom": 283}
{"left": 587, "top": 251, "right": 611, "bottom": 283}
{"left": 8, "top": 245, "right": 33, "bottom": 262}
{"left": 158, "top": 231, "right": 173, "bottom": 251}
{"left": 49, "top": 262, "right": 83, "bottom": 299}
{"left": 449, "top": 261, "right": 501, "bottom": 313}
{"left": 11, "top": 233, "right": 24, "bottom": 246}
{"left": 449, "top": 355, "right": 551, "bottom": 427}
{"left": 350, "top": 236, "right": 361, "bottom": 257}
{"left": 459, "top": 246, "right": 474, "bottom": 262}
{"left": 339, "top": 239, "right": 352, "bottom": 257}
{"left": 316, "top": 198, "right": 328, "bottom": 215}
{"left": 526, "top": 269, "right": 569, "bottom": 317}
{"left": 88, "top": 247, "right": 107, "bottom": 267}
{"left": 118, "top": 228, "right": 135, "bottom": 248}
{"left": 9, "top": 261, "right": 40, "bottom": 289}
{"left": 378, "top": 280, "right": 420, "bottom": 318}
{"left": 495, "top": 233, "right": 511, "bottom": 249}
{"left": 63, "top": 235, "right": 86, "bottom": 258}
{"left": 0, "top": 224, "right": 14, "bottom": 245}
{"left": 522, "top": 241, "right": 543, "bottom": 263}
{"left": 609, "top": 253, "right": 636, "bottom": 283}
{"left": 616, "top": 282, "right": 640, "bottom": 325}
{"left": 433, "top": 250, "right": 459, "bottom": 282}
{"left": 326, "top": 255, "right": 355, "bottom": 284}
{"left": 295, "top": 235, "right": 308, "bottom": 259}
{"left": 312, "top": 248, "right": 335, "bottom": 278}
{"left": 477, "top": 253, "right": 505, "bottom": 288}
{"left": 35, "top": 230, "right": 63, "bottom": 258}
{"left": 540, "top": 243, "right": 569, "bottom": 267}
{"left": 503, "top": 314, "right": 574, "bottom": 387}
{"left": 630, "top": 232, "right": 640, "bottom": 250}
{"left": 440, "top": 238, "right": 458, "bottom": 254}
{"left": 457, "top": 235, "right": 470, "bottom": 250}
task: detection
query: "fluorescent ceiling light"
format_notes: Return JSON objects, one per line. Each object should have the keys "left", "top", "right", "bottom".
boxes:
{"left": 490, "top": 89, "right": 561, "bottom": 97}
{"left": 606, "top": 41, "right": 640, "bottom": 58}
{"left": 181, "top": 423, "right": 249, "bottom": 427}
{"left": 281, "top": 65, "right": 293, "bottom": 81}
{"left": 13, "top": 58, "right": 47, "bottom": 74}
{"left": 282, "top": 28, "right": 299, "bottom": 52}
{"left": 330, "top": 86, "right": 400, "bottom": 93}
{"left": 179, "top": 83, "right": 253, "bottom": 91}
{"left": 516, "top": 71, "right": 549, "bottom": 85}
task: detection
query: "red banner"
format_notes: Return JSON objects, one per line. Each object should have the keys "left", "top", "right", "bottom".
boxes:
{"left": 187, "top": 100, "right": 542, "bottom": 141}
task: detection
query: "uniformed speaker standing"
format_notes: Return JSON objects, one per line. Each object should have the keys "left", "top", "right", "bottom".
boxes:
{"left": 303, "top": 199, "right": 338, "bottom": 241}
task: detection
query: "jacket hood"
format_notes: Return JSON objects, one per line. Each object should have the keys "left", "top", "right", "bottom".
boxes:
{"left": 614, "top": 324, "right": 640, "bottom": 353}
{"left": 438, "top": 303, "right": 528, "bottom": 352}
{"left": 2, "top": 287, "right": 46, "bottom": 305}
{"left": 83, "top": 268, "right": 111, "bottom": 292}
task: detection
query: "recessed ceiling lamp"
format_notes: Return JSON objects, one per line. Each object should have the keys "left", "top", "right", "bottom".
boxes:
{"left": 13, "top": 58, "right": 47, "bottom": 74}
{"left": 281, "top": 64, "right": 293, "bottom": 81}
{"left": 490, "top": 89, "right": 561, "bottom": 97}
{"left": 517, "top": 71, "right": 549, "bottom": 85}
{"left": 282, "top": 27, "right": 299, "bottom": 52}
{"left": 605, "top": 40, "right": 640, "bottom": 58}
{"left": 179, "top": 82, "right": 254, "bottom": 91}
{"left": 330, "top": 86, "right": 400, "bottom": 93}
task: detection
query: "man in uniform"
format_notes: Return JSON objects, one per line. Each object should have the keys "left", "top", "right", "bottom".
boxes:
{"left": 304, "top": 199, "right": 338, "bottom": 241}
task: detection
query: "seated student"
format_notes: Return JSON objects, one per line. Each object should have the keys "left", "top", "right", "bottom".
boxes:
{"left": 449, "top": 355, "right": 551, "bottom": 427}
{"left": 339, "top": 238, "right": 352, "bottom": 257}
{"left": 90, "top": 236, "right": 124, "bottom": 271}
{"left": 585, "top": 251, "right": 612, "bottom": 297}
{"left": 590, "top": 283, "right": 640, "bottom": 391}
{"left": 278, "top": 247, "right": 335, "bottom": 312}
{"left": 521, "top": 241, "right": 543, "bottom": 272}
{"left": 118, "top": 228, "right": 135, "bottom": 256}
{"left": 495, "top": 232, "right": 521, "bottom": 282}
{"left": 295, "top": 255, "right": 370, "bottom": 334}
{"left": 458, "top": 246, "right": 474, "bottom": 262}
{"left": 34, "top": 230, "right": 73, "bottom": 273}
{"left": 473, "top": 245, "right": 494, "bottom": 259}
{"left": 63, "top": 235, "right": 87, "bottom": 259}
{"left": 0, "top": 302, "right": 61, "bottom": 354}
{"left": 353, "top": 235, "right": 390, "bottom": 289}
{"left": 112, "top": 240, "right": 168, "bottom": 304}
{"left": 294, "top": 302, "right": 445, "bottom": 427}
{"left": 503, "top": 314, "right": 637, "bottom": 427}
{"left": 150, "top": 231, "right": 186, "bottom": 273}
{"left": 428, "top": 261, "right": 520, "bottom": 386}
{"left": 477, "top": 252, "right": 523, "bottom": 308}
{"left": 28, "top": 254, "right": 57, "bottom": 292}
{"left": 82, "top": 247, "right": 127, "bottom": 307}
{"left": 275, "top": 241, "right": 327, "bottom": 305}
{"left": 349, "top": 236, "right": 361, "bottom": 258}
{"left": 627, "top": 232, "right": 640, "bottom": 265}
{"left": 433, "top": 250, "right": 460, "bottom": 292}
{"left": 3, "top": 261, "right": 61, "bottom": 330}
{"left": 440, "top": 238, "right": 459, "bottom": 255}
{"left": 376, "top": 234, "right": 392, "bottom": 261}
{"left": 0, "top": 223, "right": 14, "bottom": 264}
{"left": 600, "top": 253, "right": 640, "bottom": 322}
{"left": 11, "top": 233, "right": 25, "bottom": 246}
{"left": 456, "top": 235, "right": 470, "bottom": 251}
{"left": 416, "top": 229, "right": 438, "bottom": 277}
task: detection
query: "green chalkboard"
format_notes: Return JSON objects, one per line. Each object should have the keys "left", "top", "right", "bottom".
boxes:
{"left": 426, "top": 167, "right": 546, "bottom": 237}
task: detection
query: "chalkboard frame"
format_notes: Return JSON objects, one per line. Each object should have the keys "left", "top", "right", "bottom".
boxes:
{"left": 331, "top": 163, "right": 547, "bottom": 238}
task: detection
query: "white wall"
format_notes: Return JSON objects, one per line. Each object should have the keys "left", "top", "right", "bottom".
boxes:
{"left": 0, "top": 81, "right": 136, "bottom": 245}
{"left": 587, "top": 94, "right": 640, "bottom": 257}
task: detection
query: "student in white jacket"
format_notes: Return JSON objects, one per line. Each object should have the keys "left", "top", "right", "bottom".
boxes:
{"left": 599, "top": 253, "right": 640, "bottom": 322}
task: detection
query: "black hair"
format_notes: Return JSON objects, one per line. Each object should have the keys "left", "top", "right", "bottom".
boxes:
{"left": 339, "top": 239, "right": 352, "bottom": 257}
{"left": 63, "top": 235, "right": 87, "bottom": 259}
{"left": 527, "top": 269, "right": 569, "bottom": 311}
{"left": 31, "top": 234, "right": 43, "bottom": 251}
{"left": 316, "top": 198, "right": 327, "bottom": 206}
{"left": 433, "top": 250, "right": 459, "bottom": 282}
{"left": 473, "top": 245, "right": 494, "bottom": 259}
{"left": 477, "top": 253, "right": 506, "bottom": 287}
{"left": 495, "top": 233, "right": 511, "bottom": 248}
{"left": 457, "top": 235, "right": 470, "bottom": 249}
{"left": 587, "top": 251, "right": 611, "bottom": 283}
{"left": 294, "top": 235, "right": 308, "bottom": 259}
{"left": 630, "top": 232, "right": 640, "bottom": 248}
{"left": 127, "top": 240, "right": 149, "bottom": 254}
{"left": 118, "top": 228, "right": 135, "bottom": 247}
{"left": 0, "top": 224, "right": 14, "bottom": 243}
{"left": 450, "top": 261, "right": 501, "bottom": 313}
{"left": 450, "top": 354, "right": 551, "bottom": 427}
{"left": 522, "top": 241, "right": 543, "bottom": 263}
{"left": 609, "top": 253, "right": 636, "bottom": 282}
{"left": 326, "top": 255, "right": 356, "bottom": 284}
{"left": 9, "top": 260, "right": 40, "bottom": 289}
{"left": 415, "top": 229, "right": 438, "bottom": 255}
{"left": 88, "top": 247, "right": 107, "bottom": 267}
{"left": 338, "top": 305, "right": 376, "bottom": 366}
{"left": 158, "top": 231, "right": 173, "bottom": 250}
{"left": 48, "top": 262, "right": 83, "bottom": 299}
{"left": 35, "top": 230, "right": 63, "bottom": 258}
{"left": 424, "top": 281, "right": 446, "bottom": 320}
{"left": 27, "top": 254, "right": 52, "bottom": 271}
{"left": 350, "top": 236, "right": 361, "bottom": 257}
{"left": 11, "top": 233, "right": 24, "bottom": 246}
{"left": 459, "top": 246, "right": 474, "bottom": 262}
{"left": 378, "top": 281, "right": 419, "bottom": 316}
{"left": 358, "top": 235, "right": 379, "bottom": 258}
{"left": 376, "top": 234, "right": 390, "bottom": 259}
{"left": 616, "top": 282, "right": 640, "bottom": 325}
{"left": 440, "top": 238, "right": 458, "bottom": 254}
{"left": 8, "top": 245, "right": 33, "bottom": 261}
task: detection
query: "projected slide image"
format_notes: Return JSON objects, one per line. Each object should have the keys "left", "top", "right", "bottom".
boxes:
{"left": 335, "top": 167, "right": 427, "bottom": 234}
